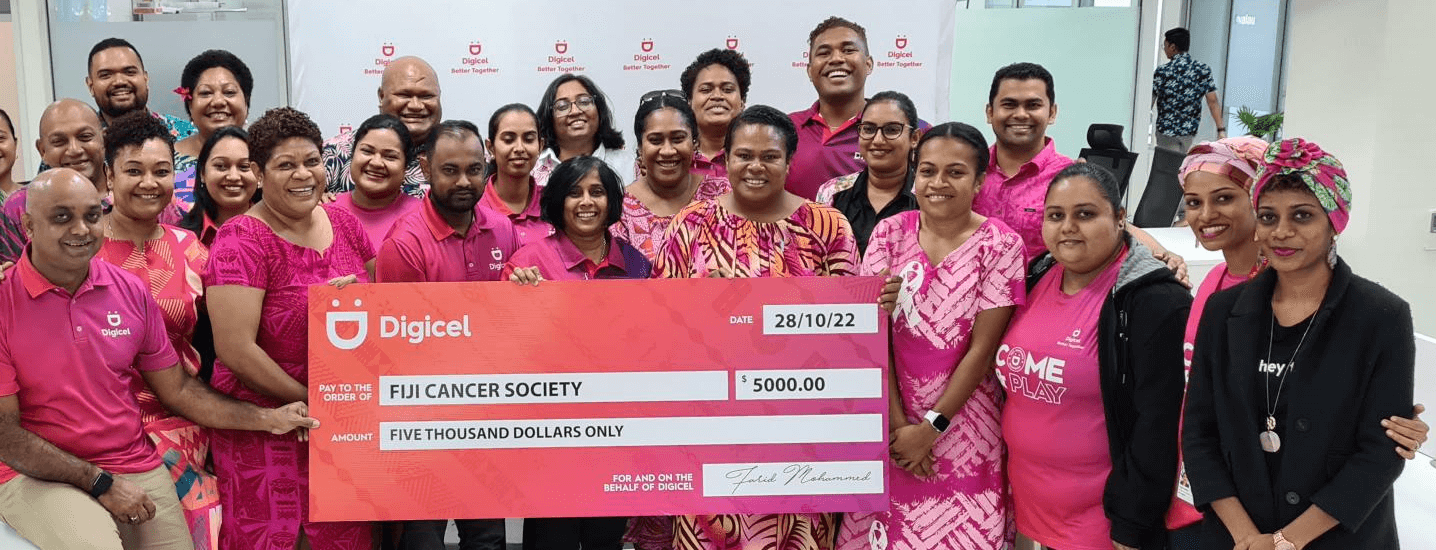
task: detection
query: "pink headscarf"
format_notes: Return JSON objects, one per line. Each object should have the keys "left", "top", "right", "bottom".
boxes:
{"left": 1178, "top": 136, "right": 1269, "bottom": 191}
{"left": 1251, "top": 138, "right": 1352, "bottom": 234}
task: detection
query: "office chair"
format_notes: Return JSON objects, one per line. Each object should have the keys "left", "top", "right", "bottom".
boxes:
{"left": 1133, "top": 146, "right": 1187, "bottom": 227}
{"left": 1079, "top": 124, "right": 1139, "bottom": 200}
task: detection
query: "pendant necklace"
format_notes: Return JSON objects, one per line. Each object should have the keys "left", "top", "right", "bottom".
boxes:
{"left": 1262, "top": 312, "right": 1314, "bottom": 453}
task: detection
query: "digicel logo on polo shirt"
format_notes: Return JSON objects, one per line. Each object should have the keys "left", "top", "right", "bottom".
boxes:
{"left": 325, "top": 299, "right": 472, "bottom": 350}
{"left": 102, "top": 311, "right": 132, "bottom": 338}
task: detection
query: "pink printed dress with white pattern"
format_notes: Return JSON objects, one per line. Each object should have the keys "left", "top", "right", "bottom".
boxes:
{"left": 836, "top": 211, "right": 1026, "bottom": 550}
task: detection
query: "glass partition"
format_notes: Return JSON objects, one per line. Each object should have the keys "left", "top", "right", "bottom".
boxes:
{"left": 45, "top": 0, "right": 288, "bottom": 126}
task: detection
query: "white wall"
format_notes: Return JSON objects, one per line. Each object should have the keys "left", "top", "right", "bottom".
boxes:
{"left": 11, "top": 1, "right": 52, "bottom": 180}
{"left": 47, "top": 20, "right": 288, "bottom": 129}
{"left": 289, "top": 0, "right": 955, "bottom": 150}
{"left": 0, "top": 19, "right": 23, "bottom": 178}
{"left": 1283, "top": 0, "right": 1436, "bottom": 335}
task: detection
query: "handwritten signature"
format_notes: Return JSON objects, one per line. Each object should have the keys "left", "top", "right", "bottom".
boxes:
{"left": 724, "top": 464, "right": 874, "bottom": 495}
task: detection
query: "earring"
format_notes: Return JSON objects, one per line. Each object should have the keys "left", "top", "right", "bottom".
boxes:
{"left": 1327, "top": 236, "right": 1338, "bottom": 269}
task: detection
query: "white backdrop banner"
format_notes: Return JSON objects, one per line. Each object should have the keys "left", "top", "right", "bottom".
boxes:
{"left": 288, "top": 0, "right": 954, "bottom": 154}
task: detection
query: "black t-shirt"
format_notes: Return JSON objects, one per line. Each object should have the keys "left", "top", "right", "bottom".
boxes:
{"left": 1258, "top": 314, "right": 1314, "bottom": 474}
{"left": 830, "top": 171, "right": 918, "bottom": 257}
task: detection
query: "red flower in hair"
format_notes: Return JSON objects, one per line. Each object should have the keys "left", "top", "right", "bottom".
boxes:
{"left": 173, "top": 86, "right": 192, "bottom": 101}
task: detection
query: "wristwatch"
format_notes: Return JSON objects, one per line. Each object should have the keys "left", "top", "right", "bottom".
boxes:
{"left": 88, "top": 470, "right": 114, "bottom": 499}
{"left": 1272, "top": 531, "right": 1295, "bottom": 550}
{"left": 923, "top": 410, "right": 950, "bottom": 434}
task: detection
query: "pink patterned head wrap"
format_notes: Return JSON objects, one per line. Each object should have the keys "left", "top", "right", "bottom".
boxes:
{"left": 1251, "top": 138, "right": 1352, "bottom": 234}
{"left": 1179, "top": 136, "right": 1269, "bottom": 191}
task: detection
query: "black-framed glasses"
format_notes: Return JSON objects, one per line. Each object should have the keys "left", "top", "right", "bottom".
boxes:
{"left": 554, "top": 95, "right": 595, "bottom": 114}
{"left": 858, "top": 122, "right": 912, "bottom": 140}
{"left": 639, "top": 89, "right": 686, "bottom": 105}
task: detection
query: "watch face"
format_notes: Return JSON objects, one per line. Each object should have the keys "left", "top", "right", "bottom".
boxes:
{"left": 932, "top": 415, "right": 950, "bottom": 432}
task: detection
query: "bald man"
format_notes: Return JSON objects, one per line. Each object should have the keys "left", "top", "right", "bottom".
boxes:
{"left": 323, "top": 56, "right": 442, "bottom": 197}
{"left": 0, "top": 99, "right": 187, "bottom": 263}
{"left": 0, "top": 100, "right": 108, "bottom": 262}
{"left": 35, "top": 99, "right": 109, "bottom": 193}
{"left": 0, "top": 169, "right": 317, "bottom": 550}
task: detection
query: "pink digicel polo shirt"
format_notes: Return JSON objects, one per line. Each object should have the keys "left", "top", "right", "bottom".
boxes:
{"left": 972, "top": 139, "right": 1075, "bottom": 262}
{"left": 691, "top": 149, "right": 728, "bottom": 180}
{"left": 376, "top": 196, "right": 521, "bottom": 283}
{"left": 0, "top": 253, "right": 178, "bottom": 483}
{"left": 479, "top": 176, "right": 555, "bottom": 247}
{"left": 786, "top": 101, "right": 865, "bottom": 201}
{"left": 501, "top": 233, "right": 651, "bottom": 282}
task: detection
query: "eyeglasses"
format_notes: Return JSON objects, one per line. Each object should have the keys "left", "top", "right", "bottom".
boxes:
{"left": 554, "top": 95, "right": 595, "bottom": 114}
{"left": 858, "top": 122, "right": 912, "bottom": 140}
{"left": 639, "top": 89, "right": 686, "bottom": 106}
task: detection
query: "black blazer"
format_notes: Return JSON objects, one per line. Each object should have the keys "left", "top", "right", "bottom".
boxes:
{"left": 1182, "top": 259, "right": 1413, "bottom": 549}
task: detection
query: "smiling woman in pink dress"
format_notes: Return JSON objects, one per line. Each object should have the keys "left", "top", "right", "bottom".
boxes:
{"left": 834, "top": 123, "right": 1024, "bottom": 550}
{"left": 204, "top": 107, "right": 375, "bottom": 550}
{"left": 656, "top": 105, "right": 857, "bottom": 550}
{"left": 97, "top": 109, "right": 220, "bottom": 550}
{"left": 615, "top": 91, "right": 729, "bottom": 262}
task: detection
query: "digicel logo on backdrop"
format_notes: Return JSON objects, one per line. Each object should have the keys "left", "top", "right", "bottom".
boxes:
{"left": 624, "top": 38, "right": 670, "bottom": 72}
{"left": 725, "top": 36, "right": 754, "bottom": 67}
{"left": 325, "top": 299, "right": 473, "bottom": 350}
{"left": 366, "top": 41, "right": 397, "bottom": 76}
{"left": 540, "top": 40, "right": 584, "bottom": 74}
{"left": 454, "top": 40, "right": 499, "bottom": 76}
{"left": 879, "top": 34, "right": 923, "bottom": 70}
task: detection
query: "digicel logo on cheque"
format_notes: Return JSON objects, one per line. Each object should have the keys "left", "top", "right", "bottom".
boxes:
{"left": 325, "top": 299, "right": 473, "bottom": 349}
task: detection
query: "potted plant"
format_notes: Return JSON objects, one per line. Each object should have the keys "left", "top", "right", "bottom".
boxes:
{"left": 1236, "top": 107, "right": 1284, "bottom": 141}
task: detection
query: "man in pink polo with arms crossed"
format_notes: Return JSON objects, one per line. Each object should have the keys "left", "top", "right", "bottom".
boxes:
{"left": 0, "top": 169, "right": 316, "bottom": 550}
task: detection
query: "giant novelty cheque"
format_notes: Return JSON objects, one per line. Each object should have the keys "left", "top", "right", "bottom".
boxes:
{"left": 307, "top": 276, "right": 890, "bottom": 521}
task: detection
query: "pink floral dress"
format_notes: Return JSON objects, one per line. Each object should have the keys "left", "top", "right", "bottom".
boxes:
{"left": 653, "top": 197, "right": 857, "bottom": 550}
{"left": 203, "top": 204, "right": 375, "bottom": 550}
{"left": 654, "top": 199, "right": 858, "bottom": 279}
{"left": 615, "top": 174, "right": 730, "bottom": 261}
{"left": 98, "top": 224, "right": 220, "bottom": 550}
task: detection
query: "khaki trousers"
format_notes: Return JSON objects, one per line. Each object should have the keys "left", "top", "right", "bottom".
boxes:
{"left": 0, "top": 466, "right": 192, "bottom": 550}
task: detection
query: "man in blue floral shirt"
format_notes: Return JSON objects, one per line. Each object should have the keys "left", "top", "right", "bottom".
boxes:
{"left": 85, "top": 38, "right": 197, "bottom": 140}
{"left": 1153, "top": 28, "right": 1225, "bottom": 153}
{"left": 321, "top": 56, "right": 439, "bottom": 198}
